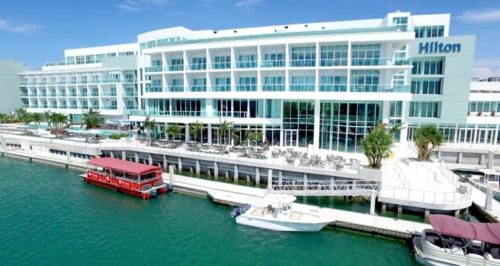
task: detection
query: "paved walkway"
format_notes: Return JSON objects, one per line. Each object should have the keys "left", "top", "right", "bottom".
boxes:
{"left": 470, "top": 185, "right": 500, "bottom": 221}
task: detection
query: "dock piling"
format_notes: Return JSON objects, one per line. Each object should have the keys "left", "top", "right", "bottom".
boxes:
{"left": 485, "top": 186, "right": 493, "bottom": 211}
{"left": 214, "top": 162, "right": 218, "bottom": 180}
{"left": 255, "top": 168, "right": 260, "bottom": 186}
{"left": 234, "top": 165, "right": 239, "bottom": 183}
{"left": 267, "top": 169, "right": 273, "bottom": 190}
{"left": 168, "top": 165, "right": 174, "bottom": 184}
{"left": 370, "top": 190, "right": 376, "bottom": 215}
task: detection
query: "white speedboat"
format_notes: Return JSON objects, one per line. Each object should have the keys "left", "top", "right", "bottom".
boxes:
{"left": 231, "top": 194, "right": 333, "bottom": 232}
{"left": 413, "top": 214, "right": 500, "bottom": 266}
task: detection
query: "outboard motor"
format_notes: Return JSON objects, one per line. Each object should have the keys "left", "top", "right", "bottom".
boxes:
{"left": 150, "top": 189, "right": 158, "bottom": 198}
{"left": 166, "top": 183, "right": 174, "bottom": 193}
{"left": 231, "top": 204, "right": 251, "bottom": 218}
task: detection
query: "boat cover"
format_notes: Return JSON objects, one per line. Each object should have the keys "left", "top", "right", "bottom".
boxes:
{"left": 429, "top": 214, "right": 500, "bottom": 245}
{"left": 88, "top": 157, "right": 160, "bottom": 175}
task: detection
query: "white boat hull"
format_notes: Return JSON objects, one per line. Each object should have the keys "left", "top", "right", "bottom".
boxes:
{"left": 236, "top": 215, "right": 330, "bottom": 232}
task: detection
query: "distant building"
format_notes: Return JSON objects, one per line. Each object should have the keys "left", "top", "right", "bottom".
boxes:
{"left": 0, "top": 60, "right": 24, "bottom": 114}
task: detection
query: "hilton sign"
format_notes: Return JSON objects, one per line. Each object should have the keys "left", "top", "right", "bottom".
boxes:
{"left": 419, "top": 42, "right": 461, "bottom": 54}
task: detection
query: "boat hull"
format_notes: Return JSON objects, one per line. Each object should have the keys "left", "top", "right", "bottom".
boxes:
{"left": 84, "top": 176, "right": 166, "bottom": 199}
{"left": 235, "top": 215, "right": 330, "bottom": 232}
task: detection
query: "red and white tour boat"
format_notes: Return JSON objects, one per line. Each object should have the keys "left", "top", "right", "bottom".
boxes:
{"left": 84, "top": 157, "right": 167, "bottom": 199}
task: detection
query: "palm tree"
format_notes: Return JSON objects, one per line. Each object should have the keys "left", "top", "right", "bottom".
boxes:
{"left": 143, "top": 115, "right": 156, "bottom": 144}
{"left": 19, "top": 112, "right": 33, "bottom": 131}
{"left": 0, "top": 113, "right": 9, "bottom": 123}
{"left": 414, "top": 125, "right": 444, "bottom": 161}
{"left": 189, "top": 121, "right": 204, "bottom": 142}
{"left": 82, "top": 108, "right": 103, "bottom": 130}
{"left": 361, "top": 124, "right": 393, "bottom": 169}
{"left": 14, "top": 107, "right": 26, "bottom": 122}
{"left": 31, "top": 113, "right": 44, "bottom": 130}
{"left": 46, "top": 112, "right": 68, "bottom": 137}
{"left": 218, "top": 120, "right": 233, "bottom": 146}
{"left": 166, "top": 124, "right": 183, "bottom": 141}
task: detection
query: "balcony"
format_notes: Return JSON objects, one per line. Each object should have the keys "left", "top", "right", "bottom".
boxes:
{"left": 57, "top": 93, "right": 66, "bottom": 97}
{"left": 262, "top": 84, "right": 285, "bottom": 92}
{"left": 190, "top": 63, "right": 207, "bottom": 71}
{"left": 212, "top": 62, "right": 231, "bottom": 70}
{"left": 319, "top": 84, "right": 347, "bottom": 92}
{"left": 124, "top": 91, "right": 137, "bottom": 97}
{"left": 290, "top": 84, "right": 315, "bottom": 92}
{"left": 261, "top": 60, "right": 286, "bottom": 68}
{"left": 123, "top": 79, "right": 136, "bottom": 83}
{"left": 102, "top": 105, "right": 118, "bottom": 110}
{"left": 145, "top": 66, "right": 163, "bottom": 73}
{"left": 236, "top": 85, "right": 257, "bottom": 92}
{"left": 169, "top": 86, "right": 184, "bottom": 92}
{"left": 236, "top": 61, "right": 257, "bottom": 69}
{"left": 68, "top": 93, "right": 77, "bottom": 97}
{"left": 212, "top": 85, "right": 231, "bottom": 92}
{"left": 319, "top": 58, "right": 348, "bottom": 67}
{"left": 349, "top": 84, "right": 410, "bottom": 93}
{"left": 39, "top": 93, "right": 47, "bottom": 97}
{"left": 80, "top": 92, "right": 88, "bottom": 97}
{"left": 101, "top": 79, "right": 121, "bottom": 84}
{"left": 168, "top": 65, "right": 184, "bottom": 72}
{"left": 145, "top": 86, "right": 163, "bottom": 93}
{"left": 101, "top": 92, "right": 117, "bottom": 97}
{"left": 20, "top": 93, "right": 28, "bottom": 97}
{"left": 91, "top": 93, "right": 99, "bottom": 97}
{"left": 290, "top": 59, "right": 316, "bottom": 67}
{"left": 351, "top": 57, "right": 411, "bottom": 66}
{"left": 190, "top": 85, "right": 207, "bottom": 92}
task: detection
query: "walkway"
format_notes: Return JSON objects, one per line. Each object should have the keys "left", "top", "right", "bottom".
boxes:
{"left": 378, "top": 144, "right": 473, "bottom": 211}
{"left": 470, "top": 185, "right": 500, "bottom": 221}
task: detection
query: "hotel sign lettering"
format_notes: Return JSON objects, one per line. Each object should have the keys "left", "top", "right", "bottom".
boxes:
{"left": 419, "top": 42, "right": 461, "bottom": 54}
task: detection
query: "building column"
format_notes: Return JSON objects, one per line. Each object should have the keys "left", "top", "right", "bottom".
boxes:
{"left": 178, "top": 157, "right": 182, "bottom": 173}
{"left": 267, "top": 169, "right": 273, "bottom": 190}
{"left": 214, "top": 162, "right": 218, "bottom": 180}
{"left": 254, "top": 168, "right": 260, "bottom": 186}
{"left": 207, "top": 124, "right": 212, "bottom": 144}
{"left": 313, "top": 99, "right": 321, "bottom": 151}
{"left": 370, "top": 190, "right": 377, "bottom": 215}
{"left": 488, "top": 151, "right": 495, "bottom": 169}
{"left": 234, "top": 165, "right": 239, "bottom": 183}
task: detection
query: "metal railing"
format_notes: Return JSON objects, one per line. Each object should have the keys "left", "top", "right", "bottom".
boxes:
{"left": 380, "top": 185, "right": 472, "bottom": 206}
{"left": 270, "top": 179, "right": 379, "bottom": 196}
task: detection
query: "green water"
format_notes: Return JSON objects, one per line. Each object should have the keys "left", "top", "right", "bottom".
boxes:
{"left": 0, "top": 157, "right": 418, "bottom": 265}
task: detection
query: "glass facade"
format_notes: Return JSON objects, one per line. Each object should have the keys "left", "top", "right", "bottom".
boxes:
{"left": 411, "top": 79, "right": 442, "bottom": 94}
{"left": 291, "top": 47, "right": 316, "bottom": 67}
{"left": 320, "top": 101, "right": 381, "bottom": 152}
{"left": 412, "top": 58, "right": 444, "bottom": 75}
{"left": 319, "top": 75, "right": 347, "bottom": 92}
{"left": 320, "top": 45, "right": 348, "bottom": 66}
{"left": 283, "top": 101, "right": 315, "bottom": 147}
{"left": 414, "top": 25, "right": 445, "bottom": 38}
{"left": 409, "top": 102, "right": 440, "bottom": 118}
{"left": 263, "top": 76, "right": 285, "bottom": 91}
{"left": 290, "top": 76, "right": 315, "bottom": 91}
{"left": 351, "top": 70, "right": 379, "bottom": 92}
{"left": 351, "top": 44, "right": 381, "bottom": 66}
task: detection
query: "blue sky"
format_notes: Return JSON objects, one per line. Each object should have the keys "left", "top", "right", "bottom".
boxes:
{"left": 1, "top": 0, "right": 499, "bottom": 77}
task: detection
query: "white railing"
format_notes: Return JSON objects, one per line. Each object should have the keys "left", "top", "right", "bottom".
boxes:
{"left": 380, "top": 184, "right": 472, "bottom": 207}
{"left": 270, "top": 179, "right": 379, "bottom": 196}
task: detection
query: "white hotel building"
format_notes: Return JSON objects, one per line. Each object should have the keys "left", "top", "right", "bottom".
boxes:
{"left": 18, "top": 11, "right": 500, "bottom": 152}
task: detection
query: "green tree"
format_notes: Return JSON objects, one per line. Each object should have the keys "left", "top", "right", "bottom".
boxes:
{"left": 245, "top": 130, "right": 262, "bottom": 146}
{"left": 19, "top": 112, "right": 33, "bottom": 129}
{"left": 46, "top": 112, "right": 68, "bottom": 136}
{"left": 0, "top": 113, "right": 9, "bottom": 123}
{"left": 189, "top": 121, "right": 204, "bottom": 142}
{"left": 31, "top": 113, "right": 44, "bottom": 130}
{"left": 361, "top": 124, "right": 394, "bottom": 169}
{"left": 166, "top": 124, "right": 183, "bottom": 141}
{"left": 81, "top": 108, "right": 103, "bottom": 130}
{"left": 414, "top": 125, "right": 444, "bottom": 161}
{"left": 14, "top": 107, "right": 27, "bottom": 121}
{"left": 143, "top": 115, "right": 156, "bottom": 144}
{"left": 218, "top": 120, "right": 233, "bottom": 145}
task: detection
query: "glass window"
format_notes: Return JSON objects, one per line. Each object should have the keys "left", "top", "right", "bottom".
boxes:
{"left": 351, "top": 44, "right": 381, "bottom": 66}
{"left": 291, "top": 47, "right": 316, "bottom": 67}
{"left": 320, "top": 45, "right": 348, "bottom": 66}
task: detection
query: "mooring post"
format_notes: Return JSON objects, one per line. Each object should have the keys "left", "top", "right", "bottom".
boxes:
{"left": 485, "top": 186, "right": 493, "bottom": 211}
{"left": 122, "top": 151, "right": 126, "bottom": 160}
{"left": 148, "top": 154, "right": 153, "bottom": 165}
{"left": 163, "top": 155, "right": 167, "bottom": 171}
{"left": 278, "top": 170, "right": 283, "bottom": 186}
{"left": 169, "top": 165, "right": 174, "bottom": 184}
{"left": 134, "top": 152, "right": 139, "bottom": 163}
{"left": 195, "top": 160, "right": 200, "bottom": 176}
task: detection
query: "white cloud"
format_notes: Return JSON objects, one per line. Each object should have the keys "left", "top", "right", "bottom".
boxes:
{"left": 472, "top": 57, "right": 500, "bottom": 79}
{"left": 457, "top": 9, "right": 500, "bottom": 23}
{"left": 0, "top": 18, "right": 43, "bottom": 33}
{"left": 116, "top": 0, "right": 169, "bottom": 12}
{"left": 234, "top": 0, "right": 263, "bottom": 8}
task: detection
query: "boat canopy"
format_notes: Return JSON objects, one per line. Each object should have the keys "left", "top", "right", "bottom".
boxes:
{"left": 88, "top": 157, "right": 160, "bottom": 175}
{"left": 429, "top": 214, "right": 500, "bottom": 245}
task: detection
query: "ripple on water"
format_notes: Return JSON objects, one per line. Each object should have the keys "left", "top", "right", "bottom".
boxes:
{"left": 0, "top": 157, "right": 417, "bottom": 266}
